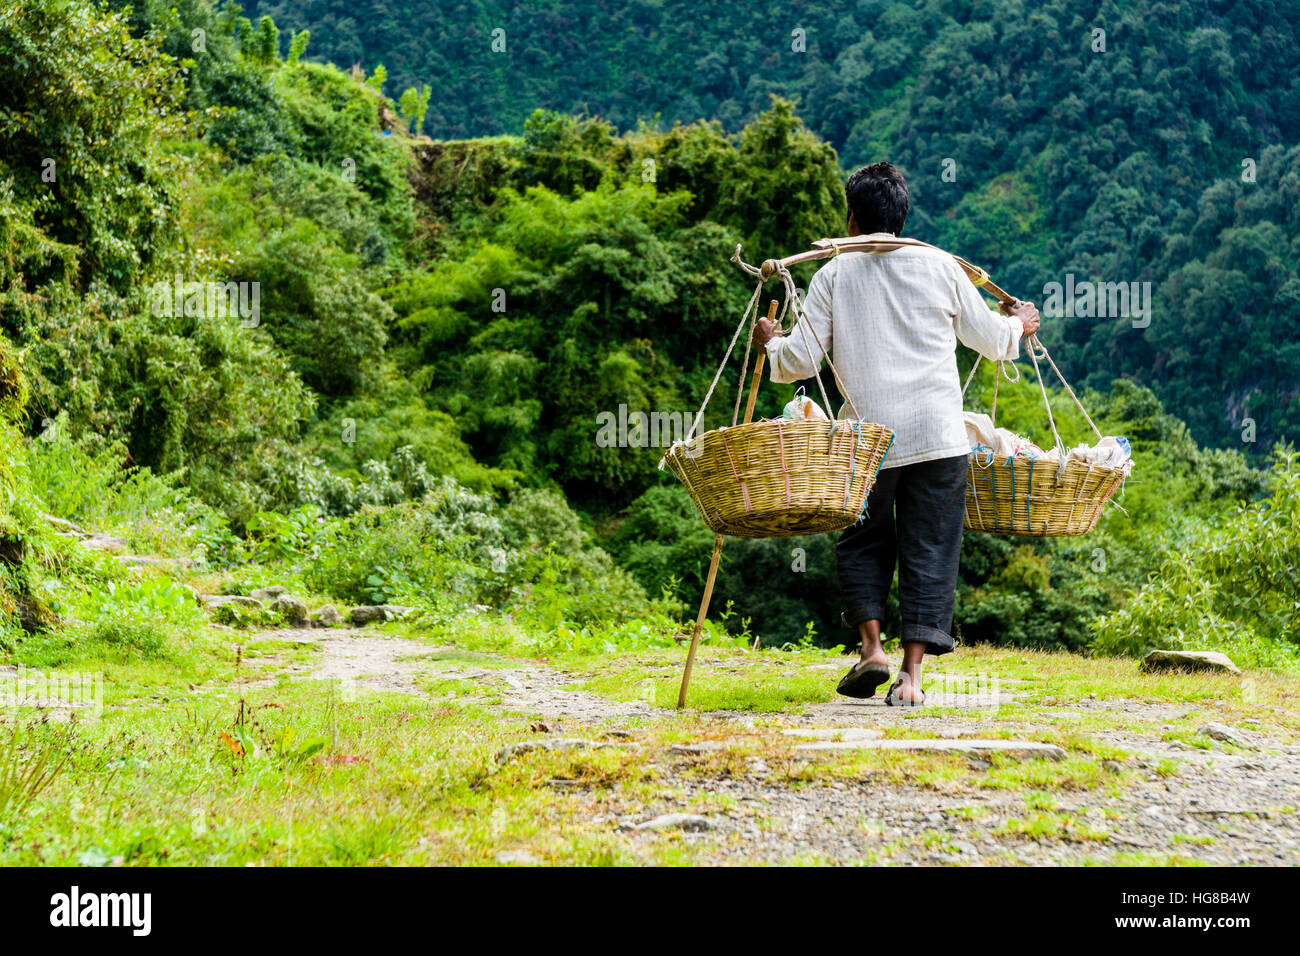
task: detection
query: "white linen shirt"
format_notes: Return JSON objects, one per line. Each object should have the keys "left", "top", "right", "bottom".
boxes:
{"left": 765, "top": 237, "right": 1022, "bottom": 469}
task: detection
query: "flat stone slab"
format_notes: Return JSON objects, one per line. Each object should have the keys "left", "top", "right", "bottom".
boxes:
{"left": 1198, "top": 722, "right": 1259, "bottom": 749}
{"left": 201, "top": 594, "right": 263, "bottom": 609}
{"left": 495, "top": 738, "right": 635, "bottom": 763}
{"left": 794, "top": 738, "right": 1066, "bottom": 761}
{"left": 495, "top": 738, "right": 597, "bottom": 761}
{"left": 668, "top": 741, "right": 732, "bottom": 755}
{"left": 1140, "top": 649, "right": 1241, "bottom": 675}
{"left": 781, "top": 727, "right": 885, "bottom": 741}
{"left": 82, "top": 533, "right": 128, "bottom": 552}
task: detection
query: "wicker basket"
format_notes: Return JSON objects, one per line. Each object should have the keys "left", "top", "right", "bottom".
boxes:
{"left": 662, "top": 418, "right": 894, "bottom": 538}
{"left": 964, "top": 451, "right": 1128, "bottom": 537}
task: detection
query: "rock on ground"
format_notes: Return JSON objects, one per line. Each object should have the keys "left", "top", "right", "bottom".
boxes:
{"left": 1140, "top": 649, "right": 1241, "bottom": 675}
{"left": 201, "top": 594, "right": 262, "bottom": 610}
{"left": 312, "top": 604, "right": 343, "bottom": 627}
{"left": 793, "top": 738, "right": 1066, "bottom": 760}
{"left": 635, "top": 813, "right": 718, "bottom": 832}
{"left": 81, "top": 533, "right": 128, "bottom": 553}
{"left": 1199, "top": 722, "right": 1258, "bottom": 749}
{"left": 348, "top": 604, "right": 413, "bottom": 625}
{"left": 271, "top": 594, "right": 309, "bottom": 628}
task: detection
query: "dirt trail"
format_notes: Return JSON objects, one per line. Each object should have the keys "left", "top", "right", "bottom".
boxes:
{"left": 264, "top": 627, "right": 657, "bottom": 721}
{"left": 262, "top": 627, "right": 1300, "bottom": 865}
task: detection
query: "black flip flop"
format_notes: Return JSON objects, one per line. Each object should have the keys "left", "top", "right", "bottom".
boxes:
{"left": 836, "top": 660, "right": 891, "bottom": 699}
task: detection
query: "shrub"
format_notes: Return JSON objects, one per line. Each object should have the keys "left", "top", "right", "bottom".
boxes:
{"left": 78, "top": 576, "right": 206, "bottom": 658}
{"left": 1092, "top": 447, "right": 1300, "bottom": 667}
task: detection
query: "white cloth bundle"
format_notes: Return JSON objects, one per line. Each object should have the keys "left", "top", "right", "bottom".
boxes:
{"left": 964, "top": 412, "right": 1048, "bottom": 458}
{"left": 782, "top": 387, "right": 828, "bottom": 421}
{"left": 1066, "top": 436, "right": 1131, "bottom": 469}
{"left": 964, "top": 411, "right": 1132, "bottom": 473}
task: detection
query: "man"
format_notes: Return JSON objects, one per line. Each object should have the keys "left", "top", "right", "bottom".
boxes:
{"left": 752, "top": 163, "right": 1040, "bottom": 706}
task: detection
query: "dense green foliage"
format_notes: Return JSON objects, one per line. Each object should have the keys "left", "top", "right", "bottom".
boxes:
{"left": 249, "top": 0, "right": 1300, "bottom": 455}
{"left": 0, "top": 0, "right": 1296, "bottom": 666}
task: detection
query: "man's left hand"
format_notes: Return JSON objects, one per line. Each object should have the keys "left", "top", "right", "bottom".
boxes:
{"left": 753, "top": 317, "right": 782, "bottom": 347}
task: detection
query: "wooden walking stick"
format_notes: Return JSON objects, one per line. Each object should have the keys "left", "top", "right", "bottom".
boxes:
{"left": 676, "top": 299, "right": 779, "bottom": 708}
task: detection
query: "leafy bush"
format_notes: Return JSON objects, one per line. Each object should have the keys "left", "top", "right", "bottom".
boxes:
{"left": 1092, "top": 447, "right": 1300, "bottom": 668}
{"left": 26, "top": 415, "right": 243, "bottom": 567}
{"left": 77, "top": 576, "right": 206, "bottom": 657}
{"left": 499, "top": 487, "right": 586, "bottom": 555}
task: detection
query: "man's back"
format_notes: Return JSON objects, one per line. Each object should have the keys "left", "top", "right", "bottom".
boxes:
{"left": 765, "top": 238, "right": 1021, "bottom": 469}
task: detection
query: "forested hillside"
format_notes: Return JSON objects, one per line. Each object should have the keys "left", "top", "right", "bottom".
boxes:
{"left": 247, "top": 0, "right": 1300, "bottom": 453}
{"left": 0, "top": 0, "right": 1295, "bottom": 665}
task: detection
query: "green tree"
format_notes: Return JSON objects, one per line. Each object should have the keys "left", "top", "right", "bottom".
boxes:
{"left": 398, "top": 84, "right": 432, "bottom": 136}
{"left": 287, "top": 28, "right": 310, "bottom": 64}
{"left": 254, "top": 14, "right": 279, "bottom": 63}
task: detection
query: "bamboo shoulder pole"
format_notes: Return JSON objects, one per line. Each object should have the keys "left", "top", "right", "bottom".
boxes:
{"left": 676, "top": 299, "right": 779, "bottom": 709}
{"left": 760, "top": 236, "right": 1017, "bottom": 308}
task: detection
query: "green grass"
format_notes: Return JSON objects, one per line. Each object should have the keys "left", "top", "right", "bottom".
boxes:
{"left": 2, "top": 601, "right": 1298, "bottom": 865}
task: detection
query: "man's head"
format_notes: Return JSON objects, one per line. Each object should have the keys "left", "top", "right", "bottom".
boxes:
{"left": 845, "top": 162, "right": 909, "bottom": 236}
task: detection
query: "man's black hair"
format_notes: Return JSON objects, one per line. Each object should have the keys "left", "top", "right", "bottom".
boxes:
{"left": 845, "top": 162, "right": 909, "bottom": 235}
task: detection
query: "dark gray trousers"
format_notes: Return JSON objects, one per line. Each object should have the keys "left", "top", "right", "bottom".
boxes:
{"left": 835, "top": 453, "right": 967, "bottom": 656}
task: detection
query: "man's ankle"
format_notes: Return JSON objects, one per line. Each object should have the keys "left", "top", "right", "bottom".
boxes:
{"left": 859, "top": 642, "right": 887, "bottom": 662}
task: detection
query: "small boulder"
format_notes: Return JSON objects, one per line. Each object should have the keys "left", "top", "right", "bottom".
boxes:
{"left": 82, "top": 533, "right": 128, "bottom": 553}
{"left": 635, "top": 813, "right": 718, "bottom": 833}
{"left": 201, "top": 594, "right": 263, "bottom": 610}
{"left": 348, "top": 604, "right": 413, "bottom": 625}
{"left": 312, "top": 604, "right": 343, "bottom": 628}
{"left": 43, "top": 514, "right": 87, "bottom": 536}
{"left": 1198, "top": 722, "right": 1258, "bottom": 749}
{"left": 250, "top": 585, "right": 289, "bottom": 603}
{"left": 271, "top": 594, "right": 309, "bottom": 627}
{"left": 1139, "top": 649, "right": 1242, "bottom": 675}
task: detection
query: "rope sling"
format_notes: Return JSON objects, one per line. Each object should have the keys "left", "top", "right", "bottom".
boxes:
{"left": 663, "top": 245, "right": 894, "bottom": 540}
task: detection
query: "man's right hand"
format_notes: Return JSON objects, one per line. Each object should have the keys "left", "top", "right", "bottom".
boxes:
{"left": 1002, "top": 299, "right": 1041, "bottom": 338}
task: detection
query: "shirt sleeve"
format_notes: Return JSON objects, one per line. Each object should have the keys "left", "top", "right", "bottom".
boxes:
{"left": 952, "top": 262, "right": 1022, "bottom": 361}
{"left": 766, "top": 262, "right": 835, "bottom": 383}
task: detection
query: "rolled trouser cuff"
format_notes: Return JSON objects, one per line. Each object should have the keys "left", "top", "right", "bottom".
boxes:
{"left": 901, "top": 623, "right": 955, "bottom": 656}
{"left": 841, "top": 604, "right": 887, "bottom": 630}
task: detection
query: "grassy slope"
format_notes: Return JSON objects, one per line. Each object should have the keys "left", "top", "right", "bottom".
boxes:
{"left": 4, "top": 609, "right": 1296, "bottom": 867}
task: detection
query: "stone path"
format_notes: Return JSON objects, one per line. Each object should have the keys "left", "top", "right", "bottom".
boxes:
{"left": 260, "top": 627, "right": 659, "bottom": 721}
{"left": 259, "top": 627, "right": 1300, "bottom": 865}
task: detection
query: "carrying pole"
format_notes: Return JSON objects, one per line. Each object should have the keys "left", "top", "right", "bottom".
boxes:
{"left": 761, "top": 235, "right": 1019, "bottom": 309}
{"left": 677, "top": 299, "right": 779, "bottom": 708}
